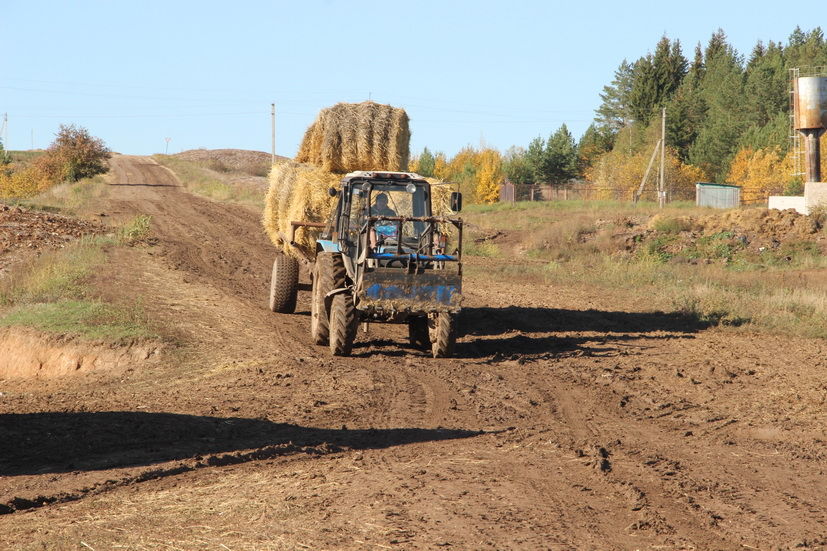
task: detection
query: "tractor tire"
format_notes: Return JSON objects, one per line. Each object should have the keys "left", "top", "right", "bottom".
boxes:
{"left": 329, "top": 292, "right": 358, "bottom": 356}
{"left": 429, "top": 312, "right": 457, "bottom": 358}
{"left": 408, "top": 316, "right": 430, "bottom": 350}
{"left": 310, "top": 253, "right": 340, "bottom": 345}
{"left": 269, "top": 253, "right": 299, "bottom": 313}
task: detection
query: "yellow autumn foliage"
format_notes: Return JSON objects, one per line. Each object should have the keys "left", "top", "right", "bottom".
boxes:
{"left": 585, "top": 145, "right": 705, "bottom": 201}
{"left": 0, "top": 163, "right": 54, "bottom": 198}
{"left": 726, "top": 147, "right": 790, "bottom": 203}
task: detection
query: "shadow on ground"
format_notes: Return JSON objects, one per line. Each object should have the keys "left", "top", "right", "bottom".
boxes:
{"left": 0, "top": 411, "right": 482, "bottom": 476}
{"left": 460, "top": 306, "right": 709, "bottom": 337}
{"left": 353, "top": 306, "right": 704, "bottom": 360}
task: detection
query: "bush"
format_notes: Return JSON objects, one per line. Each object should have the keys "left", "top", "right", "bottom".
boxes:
{"left": 49, "top": 124, "right": 111, "bottom": 181}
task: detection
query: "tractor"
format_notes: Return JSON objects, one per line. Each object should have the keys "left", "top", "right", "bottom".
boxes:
{"left": 269, "top": 171, "right": 463, "bottom": 357}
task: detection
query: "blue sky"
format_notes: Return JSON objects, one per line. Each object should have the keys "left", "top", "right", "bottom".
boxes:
{"left": 1, "top": 1, "right": 822, "bottom": 157}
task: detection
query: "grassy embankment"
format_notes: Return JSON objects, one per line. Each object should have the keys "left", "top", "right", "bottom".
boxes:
{"left": 153, "top": 155, "right": 266, "bottom": 206}
{"left": 1, "top": 175, "right": 159, "bottom": 342}
{"left": 463, "top": 200, "right": 827, "bottom": 338}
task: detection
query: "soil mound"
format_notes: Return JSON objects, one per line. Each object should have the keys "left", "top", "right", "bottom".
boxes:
{"left": 0, "top": 203, "right": 106, "bottom": 273}
{"left": 696, "top": 208, "right": 820, "bottom": 242}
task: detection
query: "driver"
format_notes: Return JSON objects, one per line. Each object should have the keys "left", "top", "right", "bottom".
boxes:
{"left": 371, "top": 193, "right": 397, "bottom": 218}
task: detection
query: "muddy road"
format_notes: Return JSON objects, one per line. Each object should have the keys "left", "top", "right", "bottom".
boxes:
{"left": 1, "top": 155, "right": 826, "bottom": 550}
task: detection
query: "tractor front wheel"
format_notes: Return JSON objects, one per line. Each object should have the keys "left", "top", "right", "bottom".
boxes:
{"left": 429, "top": 312, "right": 457, "bottom": 358}
{"left": 329, "top": 293, "right": 358, "bottom": 356}
{"left": 310, "top": 253, "right": 340, "bottom": 344}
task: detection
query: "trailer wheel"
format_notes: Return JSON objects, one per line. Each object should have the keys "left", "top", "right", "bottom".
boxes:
{"left": 310, "top": 253, "right": 337, "bottom": 344}
{"left": 329, "top": 293, "right": 357, "bottom": 356}
{"left": 408, "top": 316, "right": 430, "bottom": 350}
{"left": 269, "top": 253, "right": 299, "bottom": 313}
{"left": 429, "top": 312, "right": 457, "bottom": 358}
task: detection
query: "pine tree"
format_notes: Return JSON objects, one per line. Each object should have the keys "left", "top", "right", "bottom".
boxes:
{"left": 595, "top": 60, "right": 634, "bottom": 134}
{"left": 629, "top": 54, "right": 658, "bottom": 124}
{"left": 688, "top": 30, "right": 746, "bottom": 180}
{"left": 526, "top": 136, "right": 547, "bottom": 184}
{"left": 544, "top": 124, "right": 578, "bottom": 186}
{"left": 417, "top": 147, "right": 436, "bottom": 177}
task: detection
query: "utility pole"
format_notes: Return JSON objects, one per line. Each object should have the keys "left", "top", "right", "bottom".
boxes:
{"left": 658, "top": 107, "right": 666, "bottom": 208}
{"left": 271, "top": 103, "right": 276, "bottom": 164}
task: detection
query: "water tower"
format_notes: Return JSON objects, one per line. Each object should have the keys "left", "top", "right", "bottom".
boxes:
{"left": 794, "top": 76, "right": 827, "bottom": 182}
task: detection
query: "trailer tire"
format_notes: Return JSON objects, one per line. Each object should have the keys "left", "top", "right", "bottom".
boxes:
{"left": 429, "top": 312, "right": 457, "bottom": 358}
{"left": 269, "top": 253, "right": 299, "bottom": 313}
{"left": 310, "top": 253, "right": 340, "bottom": 345}
{"left": 329, "top": 293, "right": 357, "bottom": 356}
{"left": 408, "top": 316, "right": 430, "bottom": 350}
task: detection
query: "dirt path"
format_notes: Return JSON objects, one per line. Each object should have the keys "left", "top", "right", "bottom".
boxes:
{"left": 2, "top": 155, "right": 827, "bottom": 550}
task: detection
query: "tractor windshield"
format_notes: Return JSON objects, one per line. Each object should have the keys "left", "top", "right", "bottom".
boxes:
{"left": 368, "top": 183, "right": 429, "bottom": 219}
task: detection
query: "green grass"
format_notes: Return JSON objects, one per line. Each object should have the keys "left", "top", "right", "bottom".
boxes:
{"left": 0, "top": 216, "right": 160, "bottom": 342}
{"left": 153, "top": 155, "right": 265, "bottom": 206}
{"left": 0, "top": 300, "right": 154, "bottom": 341}
{"left": 117, "top": 214, "right": 152, "bottom": 244}
{"left": 463, "top": 240, "right": 501, "bottom": 257}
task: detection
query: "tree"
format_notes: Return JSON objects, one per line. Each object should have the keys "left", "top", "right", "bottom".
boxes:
{"left": 577, "top": 124, "right": 613, "bottom": 176}
{"left": 48, "top": 124, "right": 110, "bottom": 181}
{"left": 629, "top": 54, "right": 658, "bottom": 124}
{"left": 595, "top": 60, "right": 634, "bottom": 135}
{"left": 475, "top": 149, "right": 503, "bottom": 204}
{"left": 726, "top": 146, "right": 790, "bottom": 202}
{"left": 526, "top": 136, "right": 547, "bottom": 185}
{"left": 544, "top": 124, "right": 578, "bottom": 186}
{"left": 688, "top": 30, "right": 746, "bottom": 180}
{"left": 416, "top": 147, "right": 436, "bottom": 177}
{"left": 502, "top": 146, "right": 533, "bottom": 186}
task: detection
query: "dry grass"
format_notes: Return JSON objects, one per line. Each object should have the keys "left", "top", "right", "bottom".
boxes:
{"left": 465, "top": 200, "right": 827, "bottom": 339}
{"left": 153, "top": 155, "right": 266, "bottom": 206}
{"left": 295, "top": 101, "right": 410, "bottom": 173}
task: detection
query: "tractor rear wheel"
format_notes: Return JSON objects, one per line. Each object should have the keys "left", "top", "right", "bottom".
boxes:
{"left": 329, "top": 293, "right": 358, "bottom": 356}
{"left": 429, "top": 312, "right": 457, "bottom": 358}
{"left": 408, "top": 316, "right": 430, "bottom": 350}
{"left": 269, "top": 253, "right": 299, "bottom": 313}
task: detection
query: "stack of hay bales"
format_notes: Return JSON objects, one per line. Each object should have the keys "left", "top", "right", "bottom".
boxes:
{"left": 264, "top": 101, "right": 453, "bottom": 257}
{"left": 264, "top": 101, "right": 412, "bottom": 256}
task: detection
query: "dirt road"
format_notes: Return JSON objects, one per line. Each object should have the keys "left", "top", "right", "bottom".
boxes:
{"left": 2, "top": 155, "right": 826, "bottom": 549}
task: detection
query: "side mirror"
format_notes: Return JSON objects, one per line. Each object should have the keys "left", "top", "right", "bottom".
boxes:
{"left": 328, "top": 187, "right": 338, "bottom": 197}
{"left": 450, "top": 191, "right": 463, "bottom": 213}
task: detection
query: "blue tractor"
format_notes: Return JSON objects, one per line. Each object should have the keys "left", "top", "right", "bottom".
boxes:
{"left": 269, "top": 171, "right": 463, "bottom": 357}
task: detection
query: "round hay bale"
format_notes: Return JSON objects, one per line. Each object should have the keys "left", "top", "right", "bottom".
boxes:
{"left": 295, "top": 101, "right": 410, "bottom": 173}
{"left": 263, "top": 159, "right": 340, "bottom": 258}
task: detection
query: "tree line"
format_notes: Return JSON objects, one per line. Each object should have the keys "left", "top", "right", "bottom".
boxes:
{"left": 411, "top": 26, "right": 827, "bottom": 203}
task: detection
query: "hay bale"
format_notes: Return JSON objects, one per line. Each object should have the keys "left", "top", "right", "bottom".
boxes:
{"left": 263, "top": 159, "right": 340, "bottom": 257}
{"left": 296, "top": 101, "right": 410, "bottom": 173}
